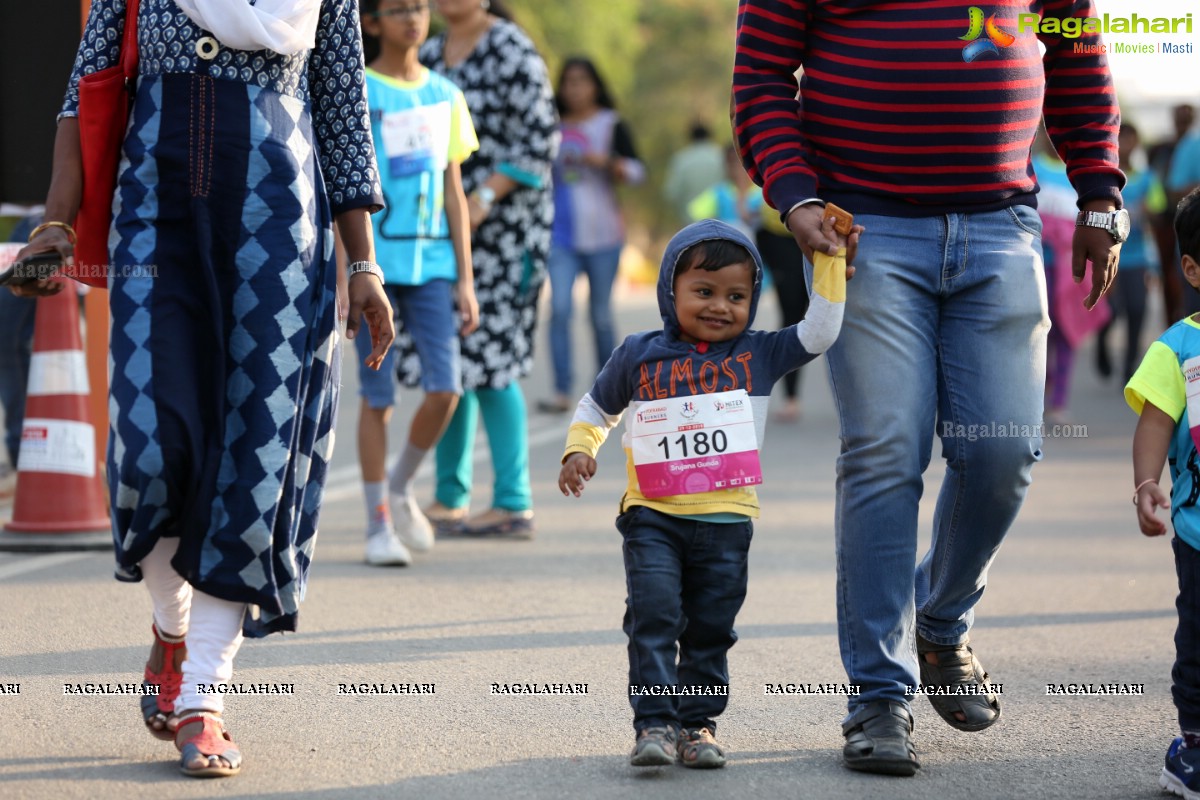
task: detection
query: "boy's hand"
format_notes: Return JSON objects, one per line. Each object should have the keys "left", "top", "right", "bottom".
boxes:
{"left": 456, "top": 280, "right": 480, "bottom": 335}
{"left": 559, "top": 453, "right": 597, "bottom": 497}
{"left": 1136, "top": 481, "right": 1170, "bottom": 537}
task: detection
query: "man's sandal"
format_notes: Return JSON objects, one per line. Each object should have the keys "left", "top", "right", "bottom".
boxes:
{"left": 916, "top": 634, "right": 1002, "bottom": 732}
{"left": 842, "top": 700, "right": 920, "bottom": 776}
{"left": 175, "top": 711, "right": 242, "bottom": 778}
{"left": 141, "top": 623, "right": 186, "bottom": 741}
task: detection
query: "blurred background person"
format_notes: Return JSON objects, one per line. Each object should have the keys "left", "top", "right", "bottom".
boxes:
{"left": 663, "top": 121, "right": 725, "bottom": 227}
{"left": 686, "top": 144, "right": 762, "bottom": 238}
{"left": 354, "top": 0, "right": 480, "bottom": 566}
{"left": 420, "top": 0, "right": 557, "bottom": 537}
{"left": 1150, "top": 104, "right": 1194, "bottom": 325}
{"left": 538, "top": 56, "right": 643, "bottom": 414}
{"left": 1096, "top": 123, "right": 1164, "bottom": 385}
{"left": 755, "top": 192, "right": 809, "bottom": 423}
{"left": 1033, "top": 127, "right": 1110, "bottom": 425}
{"left": 0, "top": 212, "right": 41, "bottom": 500}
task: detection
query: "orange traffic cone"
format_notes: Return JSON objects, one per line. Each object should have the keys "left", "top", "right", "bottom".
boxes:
{"left": 0, "top": 276, "right": 110, "bottom": 550}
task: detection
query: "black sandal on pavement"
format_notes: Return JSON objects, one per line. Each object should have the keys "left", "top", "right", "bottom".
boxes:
{"left": 842, "top": 700, "right": 920, "bottom": 776}
{"left": 916, "top": 634, "right": 1002, "bottom": 732}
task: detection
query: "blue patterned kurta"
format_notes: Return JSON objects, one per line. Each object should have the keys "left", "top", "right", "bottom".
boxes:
{"left": 62, "top": 0, "right": 382, "bottom": 637}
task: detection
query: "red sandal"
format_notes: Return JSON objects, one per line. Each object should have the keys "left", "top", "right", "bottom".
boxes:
{"left": 175, "top": 711, "right": 242, "bottom": 777}
{"left": 141, "top": 623, "right": 186, "bottom": 741}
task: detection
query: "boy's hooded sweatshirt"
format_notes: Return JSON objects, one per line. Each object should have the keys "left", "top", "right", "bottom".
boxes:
{"left": 562, "top": 219, "right": 845, "bottom": 517}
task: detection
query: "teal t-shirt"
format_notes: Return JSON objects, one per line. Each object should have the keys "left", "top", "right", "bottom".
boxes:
{"left": 366, "top": 67, "right": 478, "bottom": 285}
{"left": 1126, "top": 318, "right": 1200, "bottom": 550}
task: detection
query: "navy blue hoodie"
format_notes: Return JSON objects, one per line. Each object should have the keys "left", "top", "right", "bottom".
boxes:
{"left": 562, "top": 219, "right": 845, "bottom": 517}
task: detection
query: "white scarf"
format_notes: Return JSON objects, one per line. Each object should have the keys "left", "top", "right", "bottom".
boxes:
{"left": 174, "top": 0, "right": 322, "bottom": 56}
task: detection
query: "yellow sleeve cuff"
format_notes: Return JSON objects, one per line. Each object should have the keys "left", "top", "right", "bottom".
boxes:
{"left": 812, "top": 247, "right": 846, "bottom": 303}
{"left": 562, "top": 422, "right": 606, "bottom": 463}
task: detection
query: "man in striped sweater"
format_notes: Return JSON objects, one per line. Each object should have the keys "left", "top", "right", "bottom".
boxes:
{"left": 734, "top": 0, "right": 1127, "bottom": 777}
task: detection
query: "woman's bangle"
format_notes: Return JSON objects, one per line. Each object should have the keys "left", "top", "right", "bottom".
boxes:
{"left": 347, "top": 260, "right": 384, "bottom": 284}
{"left": 28, "top": 220, "right": 77, "bottom": 245}
{"left": 1132, "top": 478, "right": 1159, "bottom": 505}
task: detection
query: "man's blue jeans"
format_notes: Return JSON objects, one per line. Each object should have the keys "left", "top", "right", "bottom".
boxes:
{"left": 618, "top": 505, "right": 752, "bottom": 734}
{"left": 812, "top": 207, "right": 1049, "bottom": 711}
{"left": 547, "top": 243, "right": 622, "bottom": 396}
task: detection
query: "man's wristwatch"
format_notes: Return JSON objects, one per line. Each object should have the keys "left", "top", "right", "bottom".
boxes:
{"left": 347, "top": 260, "right": 385, "bottom": 283}
{"left": 1075, "top": 208, "right": 1131, "bottom": 243}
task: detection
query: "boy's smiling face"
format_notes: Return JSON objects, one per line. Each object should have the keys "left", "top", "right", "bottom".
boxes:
{"left": 673, "top": 259, "right": 754, "bottom": 345}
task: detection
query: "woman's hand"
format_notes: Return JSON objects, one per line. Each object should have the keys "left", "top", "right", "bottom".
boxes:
{"left": 345, "top": 273, "right": 394, "bottom": 370}
{"left": 8, "top": 227, "right": 73, "bottom": 297}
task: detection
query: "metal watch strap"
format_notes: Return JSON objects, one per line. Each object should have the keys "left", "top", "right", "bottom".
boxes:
{"left": 347, "top": 260, "right": 384, "bottom": 283}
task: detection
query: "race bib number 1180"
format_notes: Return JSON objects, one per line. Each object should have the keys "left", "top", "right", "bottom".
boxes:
{"left": 631, "top": 390, "right": 762, "bottom": 499}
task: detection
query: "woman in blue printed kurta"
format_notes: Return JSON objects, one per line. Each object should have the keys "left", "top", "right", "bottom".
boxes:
{"left": 14, "top": 0, "right": 392, "bottom": 777}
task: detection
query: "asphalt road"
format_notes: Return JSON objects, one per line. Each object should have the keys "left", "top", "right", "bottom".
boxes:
{"left": 0, "top": 281, "right": 1180, "bottom": 799}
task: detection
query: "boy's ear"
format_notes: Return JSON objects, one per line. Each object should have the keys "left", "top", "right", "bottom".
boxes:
{"left": 1184, "top": 255, "right": 1200, "bottom": 290}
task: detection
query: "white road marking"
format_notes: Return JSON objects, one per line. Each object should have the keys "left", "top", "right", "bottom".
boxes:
{"left": 321, "top": 422, "right": 568, "bottom": 504}
{"left": 0, "top": 551, "right": 92, "bottom": 581}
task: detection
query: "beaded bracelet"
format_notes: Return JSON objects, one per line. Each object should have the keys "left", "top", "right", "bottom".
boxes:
{"left": 27, "top": 220, "right": 77, "bottom": 245}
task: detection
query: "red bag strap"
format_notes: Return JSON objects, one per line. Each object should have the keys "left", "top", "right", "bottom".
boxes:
{"left": 120, "top": 0, "right": 141, "bottom": 80}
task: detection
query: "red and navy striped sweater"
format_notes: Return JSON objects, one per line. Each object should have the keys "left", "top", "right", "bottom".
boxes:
{"left": 733, "top": 0, "right": 1124, "bottom": 217}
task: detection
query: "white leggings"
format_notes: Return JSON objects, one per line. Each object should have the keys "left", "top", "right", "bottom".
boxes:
{"left": 139, "top": 537, "right": 246, "bottom": 713}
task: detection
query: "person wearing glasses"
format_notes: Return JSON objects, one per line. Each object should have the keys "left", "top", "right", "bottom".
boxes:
{"left": 355, "top": 0, "right": 480, "bottom": 566}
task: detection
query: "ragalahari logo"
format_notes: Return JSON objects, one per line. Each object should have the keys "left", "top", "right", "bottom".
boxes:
{"left": 960, "top": 6, "right": 1015, "bottom": 62}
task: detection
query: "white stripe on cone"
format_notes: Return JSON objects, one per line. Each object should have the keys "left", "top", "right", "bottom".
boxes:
{"left": 18, "top": 417, "right": 96, "bottom": 477}
{"left": 27, "top": 351, "right": 90, "bottom": 396}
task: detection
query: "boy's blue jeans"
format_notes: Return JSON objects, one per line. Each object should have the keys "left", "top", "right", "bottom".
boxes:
{"left": 812, "top": 207, "right": 1049, "bottom": 711}
{"left": 618, "top": 505, "right": 752, "bottom": 734}
{"left": 1173, "top": 537, "right": 1200, "bottom": 730}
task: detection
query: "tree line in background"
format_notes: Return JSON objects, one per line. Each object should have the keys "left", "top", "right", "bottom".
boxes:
{"left": 511, "top": 0, "right": 741, "bottom": 243}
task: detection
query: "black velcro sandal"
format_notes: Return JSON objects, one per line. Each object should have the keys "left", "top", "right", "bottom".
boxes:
{"left": 842, "top": 700, "right": 920, "bottom": 776}
{"left": 916, "top": 634, "right": 1002, "bottom": 732}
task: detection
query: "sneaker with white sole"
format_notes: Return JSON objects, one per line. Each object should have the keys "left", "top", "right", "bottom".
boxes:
{"left": 365, "top": 530, "right": 411, "bottom": 566}
{"left": 391, "top": 494, "right": 434, "bottom": 552}
{"left": 1162, "top": 737, "right": 1200, "bottom": 800}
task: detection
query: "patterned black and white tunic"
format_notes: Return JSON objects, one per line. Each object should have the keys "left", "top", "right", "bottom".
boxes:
{"left": 416, "top": 19, "right": 558, "bottom": 390}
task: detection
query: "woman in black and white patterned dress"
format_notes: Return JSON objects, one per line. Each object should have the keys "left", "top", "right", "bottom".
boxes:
{"left": 415, "top": 0, "right": 557, "bottom": 535}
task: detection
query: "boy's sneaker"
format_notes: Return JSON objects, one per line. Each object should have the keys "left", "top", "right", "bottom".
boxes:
{"left": 391, "top": 494, "right": 434, "bottom": 552}
{"left": 365, "top": 530, "right": 412, "bottom": 567}
{"left": 1163, "top": 737, "right": 1200, "bottom": 799}
{"left": 677, "top": 727, "right": 726, "bottom": 769}
{"left": 630, "top": 726, "right": 677, "bottom": 767}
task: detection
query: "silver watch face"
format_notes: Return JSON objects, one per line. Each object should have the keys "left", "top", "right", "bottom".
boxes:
{"left": 1112, "top": 208, "right": 1131, "bottom": 243}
